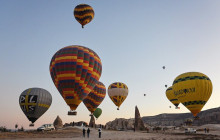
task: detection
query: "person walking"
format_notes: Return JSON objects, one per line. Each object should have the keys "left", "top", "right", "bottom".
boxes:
{"left": 82, "top": 128, "right": 86, "bottom": 138}
{"left": 87, "top": 128, "right": 90, "bottom": 138}
{"left": 98, "top": 128, "right": 102, "bottom": 138}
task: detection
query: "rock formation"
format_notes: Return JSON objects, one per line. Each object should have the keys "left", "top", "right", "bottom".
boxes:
{"left": 105, "top": 118, "right": 134, "bottom": 130}
{"left": 135, "top": 106, "right": 145, "bottom": 130}
{"left": 105, "top": 107, "right": 220, "bottom": 130}
{"left": 53, "top": 115, "right": 63, "bottom": 130}
{"left": 89, "top": 115, "right": 95, "bottom": 128}
{"left": 142, "top": 107, "right": 220, "bottom": 126}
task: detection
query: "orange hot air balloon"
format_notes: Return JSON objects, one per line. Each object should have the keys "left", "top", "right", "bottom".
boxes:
{"left": 50, "top": 45, "right": 102, "bottom": 115}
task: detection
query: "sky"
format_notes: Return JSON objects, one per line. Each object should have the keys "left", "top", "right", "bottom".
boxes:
{"left": 1, "top": 0, "right": 220, "bottom": 129}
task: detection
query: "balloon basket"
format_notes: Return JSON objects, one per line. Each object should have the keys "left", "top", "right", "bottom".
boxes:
{"left": 117, "top": 108, "right": 119, "bottom": 110}
{"left": 89, "top": 114, "right": 93, "bottom": 117}
{"left": 68, "top": 111, "right": 77, "bottom": 115}
{"left": 194, "top": 116, "right": 200, "bottom": 120}
{"left": 29, "top": 123, "right": 34, "bottom": 127}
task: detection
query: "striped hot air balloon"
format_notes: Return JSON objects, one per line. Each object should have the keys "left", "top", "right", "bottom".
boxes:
{"left": 49, "top": 45, "right": 102, "bottom": 115}
{"left": 172, "top": 72, "right": 212, "bottom": 117}
{"left": 19, "top": 88, "right": 52, "bottom": 126}
{"left": 166, "top": 86, "right": 180, "bottom": 109}
{"left": 83, "top": 81, "right": 106, "bottom": 115}
{"left": 74, "top": 4, "right": 94, "bottom": 28}
{"left": 108, "top": 82, "right": 128, "bottom": 110}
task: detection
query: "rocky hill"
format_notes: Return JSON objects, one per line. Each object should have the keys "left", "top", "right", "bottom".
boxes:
{"left": 105, "top": 107, "right": 220, "bottom": 129}
{"left": 143, "top": 107, "right": 220, "bottom": 126}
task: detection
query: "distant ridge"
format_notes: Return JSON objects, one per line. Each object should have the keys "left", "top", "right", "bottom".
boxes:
{"left": 142, "top": 107, "right": 220, "bottom": 126}
{"left": 105, "top": 107, "right": 220, "bottom": 129}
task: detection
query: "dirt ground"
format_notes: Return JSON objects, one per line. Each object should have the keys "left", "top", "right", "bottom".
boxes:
{"left": 1, "top": 125, "right": 220, "bottom": 140}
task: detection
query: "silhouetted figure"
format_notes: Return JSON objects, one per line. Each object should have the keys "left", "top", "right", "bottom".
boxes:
{"left": 98, "top": 128, "right": 102, "bottom": 138}
{"left": 82, "top": 128, "right": 86, "bottom": 137}
{"left": 207, "top": 128, "right": 209, "bottom": 133}
{"left": 87, "top": 128, "right": 90, "bottom": 138}
{"left": 204, "top": 128, "right": 207, "bottom": 133}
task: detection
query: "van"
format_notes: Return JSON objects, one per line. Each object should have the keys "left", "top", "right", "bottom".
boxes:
{"left": 37, "top": 124, "right": 55, "bottom": 132}
{"left": 185, "top": 128, "right": 196, "bottom": 133}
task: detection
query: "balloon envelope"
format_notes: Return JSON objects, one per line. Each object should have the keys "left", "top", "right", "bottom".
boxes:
{"left": 49, "top": 45, "right": 102, "bottom": 112}
{"left": 74, "top": 4, "right": 94, "bottom": 28}
{"left": 83, "top": 81, "right": 106, "bottom": 114}
{"left": 19, "top": 88, "right": 52, "bottom": 124}
{"left": 108, "top": 82, "right": 128, "bottom": 110}
{"left": 93, "top": 108, "right": 102, "bottom": 119}
{"left": 172, "top": 72, "right": 212, "bottom": 117}
{"left": 166, "top": 86, "right": 180, "bottom": 108}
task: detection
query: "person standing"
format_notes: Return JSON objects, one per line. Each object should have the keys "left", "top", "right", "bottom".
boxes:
{"left": 87, "top": 128, "right": 90, "bottom": 138}
{"left": 82, "top": 128, "right": 86, "bottom": 138}
{"left": 98, "top": 128, "right": 102, "bottom": 138}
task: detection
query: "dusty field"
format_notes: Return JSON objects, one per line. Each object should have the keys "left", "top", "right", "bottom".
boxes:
{"left": 1, "top": 126, "right": 220, "bottom": 140}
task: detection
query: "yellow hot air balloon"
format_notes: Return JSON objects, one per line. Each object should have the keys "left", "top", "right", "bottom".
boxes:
{"left": 172, "top": 72, "right": 212, "bottom": 117}
{"left": 166, "top": 86, "right": 180, "bottom": 109}
{"left": 74, "top": 4, "right": 94, "bottom": 28}
{"left": 108, "top": 82, "right": 128, "bottom": 110}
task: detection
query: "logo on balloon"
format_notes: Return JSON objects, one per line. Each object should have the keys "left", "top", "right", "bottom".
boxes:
{"left": 174, "top": 87, "right": 195, "bottom": 97}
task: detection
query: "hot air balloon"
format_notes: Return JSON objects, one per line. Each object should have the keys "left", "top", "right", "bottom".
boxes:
{"left": 49, "top": 45, "right": 102, "bottom": 115}
{"left": 162, "top": 66, "right": 165, "bottom": 69}
{"left": 83, "top": 81, "right": 106, "bottom": 115}
{"left": 74, "top": 4, "right": 94, "bottom": 28}
{"left": 172, "top": 72, "right": 212, "bottom": 117}
{"left": 108, "top": 82, "right": 128, "bottom": 110}
{"left": 166, "top": 86, "right": 180, "bottom": 109}
{"left": 19, "top": 88, "right": 52, "bottom": 126}
{"left": 93, "top": 108, "right": 102, "bottom": 119}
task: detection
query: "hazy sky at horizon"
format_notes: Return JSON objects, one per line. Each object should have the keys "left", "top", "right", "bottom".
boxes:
{"left": 1, "top": 0, "right": 220, "bottom": 129}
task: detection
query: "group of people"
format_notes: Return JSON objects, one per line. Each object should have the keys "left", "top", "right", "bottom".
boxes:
{"left": 204, "top": 128, "right": 210, "bottom": 133}
{"left": 83, "top": 127, "right": 102, "bottom": 138}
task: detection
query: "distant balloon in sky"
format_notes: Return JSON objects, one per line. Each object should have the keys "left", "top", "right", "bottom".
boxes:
{"left": 49, "top": 45, "right": 102, "bottom": 115}
{"left": 144, "top": 94, "right": 146, "bottom": 96}
{"left": 165, "top": 85, "right": 168, "bottom": 88}
{"left": 172, "top": 72, "right": 212, "bottom": 117}
{"left": 108, "top": 82, "right": 128, "bottom": 110}
{"left": 74, "top": 4, "right": 95, "bottom": 28}
{"left": 93, "top": 108, "right": 102, "bottom": 119}
{"left": 19, "top": 88, "right": 52, "bottom": 126}
{"left": 83, "top": 81, "right": 106, "bottom": 115}
{"left": 162, "top": 66, "right": 165, "bottom": 69}
{"left": 166, "top": 86, "right": 180, "bottom": 109}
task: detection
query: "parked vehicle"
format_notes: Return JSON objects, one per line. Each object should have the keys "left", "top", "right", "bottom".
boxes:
{"left": 37, "top": 124, "right": 55, "bottom": 132}
{"left": 185, "top": 128, "right": 196, "bottom": 133}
